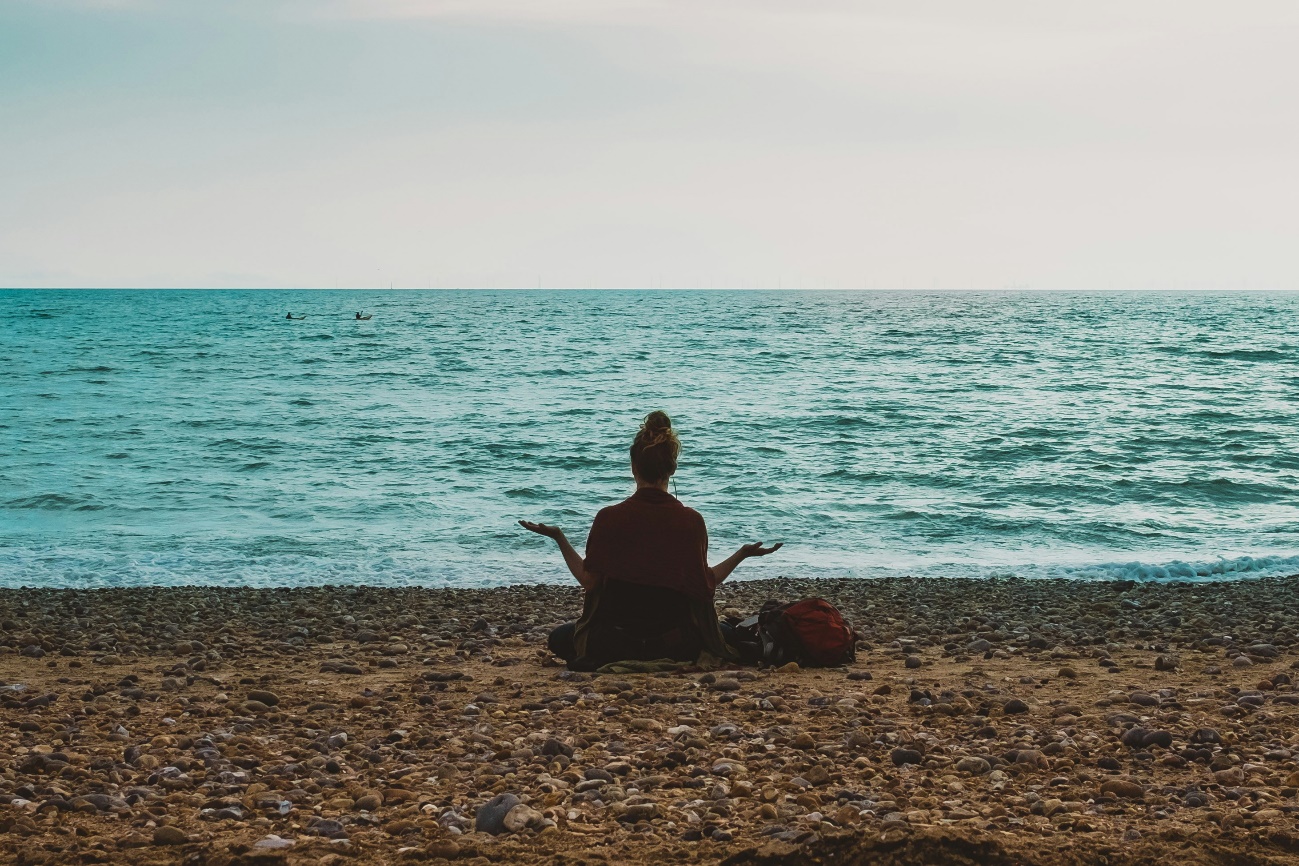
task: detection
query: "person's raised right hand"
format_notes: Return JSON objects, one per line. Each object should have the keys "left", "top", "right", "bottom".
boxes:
{"left": 518, "top": 520, "right": 565, "bottom": 541}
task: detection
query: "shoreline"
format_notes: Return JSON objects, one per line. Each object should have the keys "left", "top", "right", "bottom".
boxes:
{"left": 4, "top": 555, "right": 1299, "bottom": 594}
{"left": 4, "top": 576, "right": 1299, "bottom": 864}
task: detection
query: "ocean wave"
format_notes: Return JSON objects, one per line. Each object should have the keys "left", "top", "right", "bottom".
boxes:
{"left": 1198, "top": 348, "right": 1289, "bottom": 362}
{"left": 5, "top": 493, "right": 103, "bottom": 510}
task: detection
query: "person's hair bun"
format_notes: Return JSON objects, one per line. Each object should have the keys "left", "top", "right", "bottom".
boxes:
{"left": 630, "top": 411, "right": 680, "bottom": 483}
{"left": 642, "top": 410, "right": 672, "bottom": 433}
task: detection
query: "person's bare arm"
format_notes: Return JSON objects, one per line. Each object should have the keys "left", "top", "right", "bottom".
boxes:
{"left": 518, "top": 520, "right": 598, "bottom": 591}
{"left": 710, "top": 541, "right": 783, "bottom": 589}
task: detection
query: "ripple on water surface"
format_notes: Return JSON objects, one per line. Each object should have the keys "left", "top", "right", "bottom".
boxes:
{"left": 1, "top": 289, "right": 1297, "bottom": 588}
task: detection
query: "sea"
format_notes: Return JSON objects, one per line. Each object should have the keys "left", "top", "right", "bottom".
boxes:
{"left": 3, "top": 289, "right": 1298, "bottom": 590}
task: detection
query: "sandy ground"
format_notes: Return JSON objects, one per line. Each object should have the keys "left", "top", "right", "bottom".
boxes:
{"left": 3, "top": 576, "right": 1299, "bottom": 865}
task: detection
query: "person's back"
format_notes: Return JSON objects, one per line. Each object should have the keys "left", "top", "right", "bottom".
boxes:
{"left": 584, "top": 487, "right": 711, "bottom": 603}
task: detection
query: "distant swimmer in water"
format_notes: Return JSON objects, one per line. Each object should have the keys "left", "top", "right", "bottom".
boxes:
{"left": 286, "top": 313, "right": 306, "bottom": 320}
{"left": 355, "top": 312, "right": 372, "bottom": 320}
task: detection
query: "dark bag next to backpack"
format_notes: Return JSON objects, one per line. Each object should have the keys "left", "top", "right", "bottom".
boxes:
{"left": 734, "top": 597, "right": 857, "bottom": 667}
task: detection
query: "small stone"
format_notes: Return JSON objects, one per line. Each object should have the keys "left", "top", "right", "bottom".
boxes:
{"left": 1003, "top": 699, "right": 1030, "bottom": 715}
{"left": 834, "top": 805, "right": 860, "bottom": 825}
{"left": 540, "top": 738, "right": 573, "bottom": 758}
{"left": 426, "top": 840, "right": 461, "bottom": 859}
{"left": 1013, "top": 749, "right": 1046, "bottom": 767}
{"left": 475, "top": 793, "right": 520, "bottom": 835}
{"left": 804, "top": 765, "right": 830, "bottom": 786}
{"left": 354, "top": 794, "right": 382, "bottom": 812}
{"left": 71, "top": 793, "right": 115, "bottom": 812}
{"left": 622, "top": 803, "right": 659, "bottom": 822}
{"left": 1214, "top": 767, "right": 1245, "bottom": 786}
{"left": 955, "top": 757, "right": 991, "bottom": 775}
{"left": 1120, "top": 727, "right": 1149, "bottom": 748}
{"left": 904, "top": 656, "right": 921, "bottom": 669}
{"left": 1154, "top": 655, "right": 1178, "bottom": 671}
{"left": 253, "top": 835, "right": 295, "bottom": 850}
{"left": 503, "top": 803, "right": 544, "bottom": 832}
{"left": 1232, "top": 656, "right": 1254, "bottom": 668}
{"left": 307, "top": 818, "right": 347, "bottom": 838}
{"left": 248, "top": 690, "right": 280, "bottom": 707}
{"left": 791, "top": 732, "right": 816, "bottom": 750}
{"left": 968, "top": 639, "right": 992, "bottom": 653}
{"left": 777, "top": 662, "right": 801, "bottom": 673}
{"left": 891, "top": 748, "right": 923, "bottom": 766}
{"left": 1099, "top": 780, "right": 1145, "bottom": 799}
{"left": 1142, "top": 730, "right": 1173, "bottom": 750}
{"left": 1057, "top": 667, "right": 1078, "bottom": 679}
{"left": 153, "top": 826, "right": 188, "bottom": 846}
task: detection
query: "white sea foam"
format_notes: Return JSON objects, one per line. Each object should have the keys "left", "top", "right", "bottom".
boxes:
{"left": 1, "top": 544, "right": 1296, "bottom": 589}
{"left": 1040, "top": 554, "right": 1299, "bottom": 582}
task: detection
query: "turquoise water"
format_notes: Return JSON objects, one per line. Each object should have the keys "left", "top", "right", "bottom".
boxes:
{"left": 2, "top": 289, "right": 1298, "bottom": 588}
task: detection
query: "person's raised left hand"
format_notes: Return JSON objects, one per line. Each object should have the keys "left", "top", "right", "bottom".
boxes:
{"left": 518, "top": 520, "right": 566, "bottom": 541}
{"left": 740, "top": 541, "right": 783, "bottom": 558}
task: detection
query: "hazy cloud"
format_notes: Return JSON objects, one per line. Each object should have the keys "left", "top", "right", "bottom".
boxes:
{"left": 2, "top": 0, "right": 1296, "bottom": 288}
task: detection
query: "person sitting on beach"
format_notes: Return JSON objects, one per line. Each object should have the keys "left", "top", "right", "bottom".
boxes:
{"left": 520, "top": 411, "right": 781, "bottom": 670}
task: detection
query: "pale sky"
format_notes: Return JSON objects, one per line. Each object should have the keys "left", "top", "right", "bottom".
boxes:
{"left": 2, "top": 1, "right": 1297, "bottom": 289}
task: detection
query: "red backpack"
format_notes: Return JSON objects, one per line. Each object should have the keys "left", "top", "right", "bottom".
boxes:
{"left": 739, "top": 598, "right": 857, "bottom": 667}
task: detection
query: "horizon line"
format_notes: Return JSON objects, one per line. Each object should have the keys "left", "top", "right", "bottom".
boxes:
{"left": 4, "top": 286, "right": 1299, "bottom": 293}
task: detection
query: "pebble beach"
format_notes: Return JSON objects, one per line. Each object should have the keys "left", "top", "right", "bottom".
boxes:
{"left": 5, "top": 576, "right": 1299, "bottom": 865}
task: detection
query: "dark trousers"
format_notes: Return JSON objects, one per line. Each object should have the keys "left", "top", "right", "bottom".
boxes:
{"left": 547, "top": 620, "right": 745, "bottom": 665}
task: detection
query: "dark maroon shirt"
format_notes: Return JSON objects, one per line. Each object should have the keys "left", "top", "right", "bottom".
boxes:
{"left": 583, "top": 488, "right": 716, "bottom": 603}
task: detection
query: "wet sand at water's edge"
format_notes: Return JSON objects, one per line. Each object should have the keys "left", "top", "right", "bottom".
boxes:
{"left": 4, "top": 576, "right": 1299, "bottom": 865}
